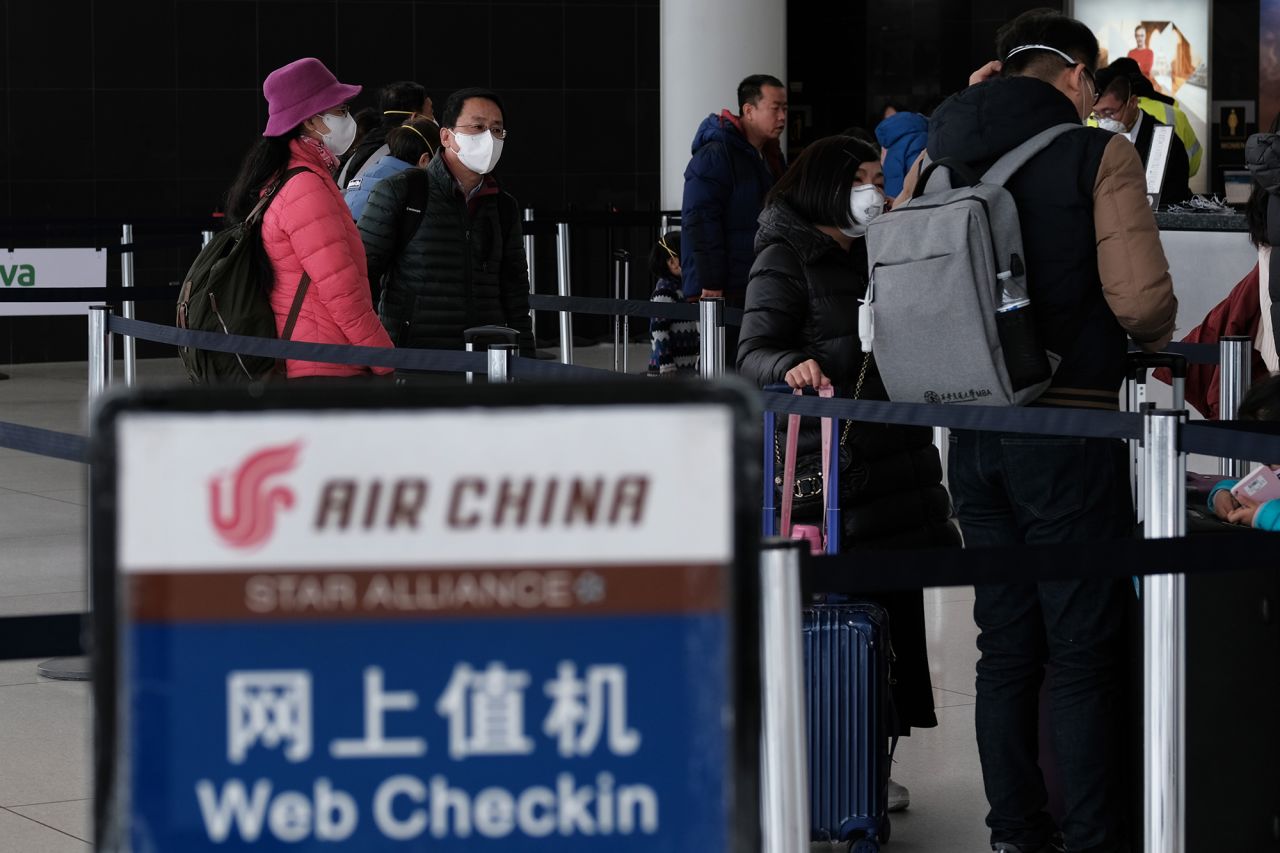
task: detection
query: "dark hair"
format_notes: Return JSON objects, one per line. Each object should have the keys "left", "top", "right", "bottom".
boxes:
{"left": 840, "top": 126, "right": 881, "bottom": 154}
{"left": 379, "top": 81, "right": 427, "bottom": 125}
{"left": 225, "top": 129, "right": 302, "bottom": 225}
{"left": 223, "top": 129, "right": 305, "bottom": 289}
{"left": 1101, "top": 73, "right": 1133, "bottom": 105}
{"left": 354, "top": 107, "right": 380, "bottom": 136}
{"left": 649, "top": 231, "right": 681, "bottom": 280}
{"left": 738, "top": 74, "right": 785, "bottom": 114}
{"left": 997, "top": 9, "right": 1100, "bottom": 78}
{"left": 387, "top": 117, "right": 441, "bottom": 163}
{"left": 765, "top": 136, "right": 880, "bottom": 229}
{"left": 441, "top": 87, "right": 505, "bottom": 129}
{"left": 1238, "top": 374, "right": 1280, "bottom": 422}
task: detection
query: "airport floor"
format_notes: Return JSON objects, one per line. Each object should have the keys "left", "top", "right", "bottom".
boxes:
{"left": 0, "top": 351, "right": 992, "bottom": 852}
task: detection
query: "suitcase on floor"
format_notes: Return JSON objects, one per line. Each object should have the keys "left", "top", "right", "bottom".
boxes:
{"left": 803, "top": 602, "right": 892, "bottom": 850}
{"left": 762, "top": 384, "right": 892, "bottom": 850}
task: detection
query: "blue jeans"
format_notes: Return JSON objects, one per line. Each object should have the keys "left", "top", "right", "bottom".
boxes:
{"left": 948, "top": 431, "right": 1134, "bottom": 853}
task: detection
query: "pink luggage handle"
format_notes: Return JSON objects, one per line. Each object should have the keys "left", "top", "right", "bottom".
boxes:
{"left": 780, "top": 386, "right": 835, "bottom": 554}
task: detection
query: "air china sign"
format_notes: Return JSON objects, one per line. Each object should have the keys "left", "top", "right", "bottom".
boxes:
{"left": 118, "top": 408, "right": 732, "bottom": 570}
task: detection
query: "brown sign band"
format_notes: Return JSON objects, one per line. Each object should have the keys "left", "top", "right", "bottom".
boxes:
{"left": 128, "top": 563, "right": 726, "bottom": 623}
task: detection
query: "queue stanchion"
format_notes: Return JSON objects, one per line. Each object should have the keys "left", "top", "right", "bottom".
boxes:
{"left": 37, "top": 306, "right": 113, "bottom": 681}
{"left": 612, "top": 250, "right": 631, "bottom": 373}
{"left": 758, "top": 539, "right": 811, "bottom": 853}
{"left": 120, "top": 224, "right": 136, "bottom": 387}
{"left": 523, "top": 208, "right": 537, "bottom": 345}
{"left": 622, "top": 250, "right": 631, "bottom": 374}
{"left": 1218, "top": 336, "right": 1253, "bottom": 477}
{"left": 487, "top": 344, "right": 513, "bottom": 384}
{"left": 1142, "top": 408, "right": 1187, "bottom": 853}
{"left": 699, "top": 297, "right": 725, "bottom": 379}
{"left": 556, "top": 222, "right": 574, "bottom": 365}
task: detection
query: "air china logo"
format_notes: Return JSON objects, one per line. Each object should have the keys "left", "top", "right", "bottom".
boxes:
{"left": 209, "top": 442, "right": 303, "bottom": 550}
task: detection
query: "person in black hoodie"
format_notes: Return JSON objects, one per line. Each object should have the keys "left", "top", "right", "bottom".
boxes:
{"left": 917, "top": 10, "right": 1177, "bottom": 853}
{"left": 737, "top": 135, "right": 960, "bottom": 813}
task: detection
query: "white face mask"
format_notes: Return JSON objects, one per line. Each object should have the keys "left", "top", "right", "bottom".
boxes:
{"left": 1097, "top": 117, "right": 1129, "bottom": 135}
{"left": 451, "top": 128, "right": 504, "bottom": 175}
{"left": 318, "top": 111, "right": 358, "bottom": 156}
{"left": 839, "top": 184, "right": 885, "bottom": 237}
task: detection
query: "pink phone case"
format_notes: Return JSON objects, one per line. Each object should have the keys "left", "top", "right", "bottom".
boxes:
{"left": 1230, "top": 466, "right": 1280, "bottom": 504}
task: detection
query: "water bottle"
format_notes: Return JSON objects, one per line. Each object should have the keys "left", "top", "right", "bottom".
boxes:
{"left": 995, "top": 272, "right": 1051, "bottom": 392}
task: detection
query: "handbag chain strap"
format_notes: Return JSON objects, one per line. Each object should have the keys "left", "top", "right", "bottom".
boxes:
{"left": 773, "top": 352, "right": 871, "bottom": 475}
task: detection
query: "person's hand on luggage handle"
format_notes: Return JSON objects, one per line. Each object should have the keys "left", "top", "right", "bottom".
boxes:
{"left": 785, "top": 358, "right": 831, "bottom": 390}
{"left": 700, "top": 289, "right": 724, "bottom": 299}
{"left": 1212, "top": 489, "right": 1241, "bottom": 521}
{"left": 969, "top": 60, "right": 1002, "bottom": 86}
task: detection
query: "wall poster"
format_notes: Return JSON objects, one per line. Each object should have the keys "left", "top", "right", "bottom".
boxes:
{"left": 1074, "top": 0, "right": 1211, "bottom": 194}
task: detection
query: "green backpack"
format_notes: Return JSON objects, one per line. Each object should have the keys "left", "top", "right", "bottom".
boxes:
{"left": 176, "top": 167, "right": 313, "bottom": 384}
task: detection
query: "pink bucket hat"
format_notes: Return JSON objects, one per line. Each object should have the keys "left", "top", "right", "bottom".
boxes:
{"left": 262, "top": 57, "right": 361, "bottom": 137}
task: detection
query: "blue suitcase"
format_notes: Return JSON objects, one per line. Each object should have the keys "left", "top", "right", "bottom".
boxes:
{"left": 803, "top": 602, "right": 891, "bottom": 850}
{"left": 762, "top": 385, "right": 892, "bottom": 850}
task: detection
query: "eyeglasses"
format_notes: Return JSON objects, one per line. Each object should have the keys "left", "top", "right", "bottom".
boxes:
{"left": 1092, "top": 104, "right": 1126, "bottom": 121}
{"left": 453, "top": 124, "right": 508, "bottom": 140}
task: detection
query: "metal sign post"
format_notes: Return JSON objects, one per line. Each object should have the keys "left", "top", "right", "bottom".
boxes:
{"left": 37, "top": 306, "right": 113, "bottom": 682}
{"left": 1218, "top": 336, "right": 1253, "bottom": 476}
{"left": 524, "top": 209, "right": 537, "bottom": 345}
{"left": 91, "top": 382, "right": 761, "bottom": 852}
{"left": 556, "top": 222, "right": 574, "bottom": 366}
{"left": 758, "top": 540, "right": 809, "bottom": 853}
{"left": 120, "top": 225, "right": 137, "bottom": 387}
{"left": 699, "top": 298, "right": 725, "bottom": 379}
{"left": 1143, "top": 409, "right": 1187, "bottom": 853}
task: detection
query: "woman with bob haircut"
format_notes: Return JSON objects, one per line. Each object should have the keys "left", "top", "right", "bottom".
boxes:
{"left": 225, "top": 57, "right": 394, "bottom": 379}
{"left": 737, "top": 134, "right": 961, "bottom": 810}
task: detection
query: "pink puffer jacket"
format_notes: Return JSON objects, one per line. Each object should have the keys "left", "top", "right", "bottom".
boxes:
{"left": 261, "top": 138, "right": 394, "bottom": 378}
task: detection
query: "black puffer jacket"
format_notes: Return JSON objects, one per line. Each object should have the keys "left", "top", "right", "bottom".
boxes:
{"left": 1247, "top": 132, "right": 1280, "bottom": 355}
{"left": 737, "top": 199, "right": 958, "bottom": 548}
{"left": 358, "top": 155, "right": 533, "bottom": 354}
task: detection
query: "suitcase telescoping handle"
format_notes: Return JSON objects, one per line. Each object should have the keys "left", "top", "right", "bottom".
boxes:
{"left": 1126, "top": 351, "right": 1188, "bottom": 380}
{"left": 463, "top": 325, "right": 519, "bottom": 349}
{"left": 767, "top": 384, "right": 841, "bottom": 555}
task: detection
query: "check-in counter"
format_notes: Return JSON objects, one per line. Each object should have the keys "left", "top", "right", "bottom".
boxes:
{"left": 1154, "top": 211, "right": 1257, "bottom": 337}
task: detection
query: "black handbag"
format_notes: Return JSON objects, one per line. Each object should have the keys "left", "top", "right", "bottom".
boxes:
{"left": 772, "top": 355, "right": 869, "bottom": 521}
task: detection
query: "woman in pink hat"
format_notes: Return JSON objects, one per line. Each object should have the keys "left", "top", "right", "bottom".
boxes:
{"left": 225, "top": 57, "right": 394, "bottom": 379}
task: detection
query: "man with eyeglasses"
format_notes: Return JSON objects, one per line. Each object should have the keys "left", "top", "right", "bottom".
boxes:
{"left": 1091, "top": 60, "right": 1192, "bottom": 206}
{"left": 917, "top": 9, "right": 1176, "bottom": 853}
{"left": 358, "top": 87, "right": 533, "bottom": 370}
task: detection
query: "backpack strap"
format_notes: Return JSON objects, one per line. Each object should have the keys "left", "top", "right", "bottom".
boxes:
{"left": 247, "top": 167, "right": 312, "bottom": 226}
{"left": 981, "top": 123, "right": 1085, "bottom": 187}
{"left": 280, "top": 274, "right": 311, "bottom": 341}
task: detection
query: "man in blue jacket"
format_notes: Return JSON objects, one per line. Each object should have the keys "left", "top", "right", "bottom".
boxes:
{"left": 680, "top": 74, "right": 788, "bottom": 312}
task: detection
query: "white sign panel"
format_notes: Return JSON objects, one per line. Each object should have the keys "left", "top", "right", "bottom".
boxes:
{"left": 0, "top": 248, "right": 107, "bottom": 316}
{"left": 118, "top": 406, "right": 734, "bottom": 571}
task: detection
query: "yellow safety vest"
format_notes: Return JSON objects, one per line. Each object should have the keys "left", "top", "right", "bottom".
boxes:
{"left": 1139, "top": 97, "right": 1203, "bottom": 177}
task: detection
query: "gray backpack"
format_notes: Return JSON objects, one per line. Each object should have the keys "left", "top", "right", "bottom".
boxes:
{"left": 863, "top": 123, "right": 1082, "bottom": 406}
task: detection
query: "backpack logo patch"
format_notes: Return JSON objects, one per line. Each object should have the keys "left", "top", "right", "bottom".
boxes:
{"left": 210, "top": 442, "right": 303, "bottom": 549}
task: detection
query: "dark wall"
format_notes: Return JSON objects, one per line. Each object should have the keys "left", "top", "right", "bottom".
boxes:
{"left": 0, "top": 0, "right": 659, "bottom": 360}
{"left": 1, "top": 0, "right": 659, "bottom": 222}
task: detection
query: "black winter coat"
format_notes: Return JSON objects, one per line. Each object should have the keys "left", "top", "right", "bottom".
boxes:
{"left": 737, "top": 200, "right": 958, "bottom": 549}
{"left": 357, "top": 156, "right": 534, "bottom": 354}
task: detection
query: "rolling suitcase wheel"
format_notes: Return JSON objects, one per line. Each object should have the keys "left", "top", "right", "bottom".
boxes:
{"left": 850, "top": 839, "right": 880, "bottom": 853}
